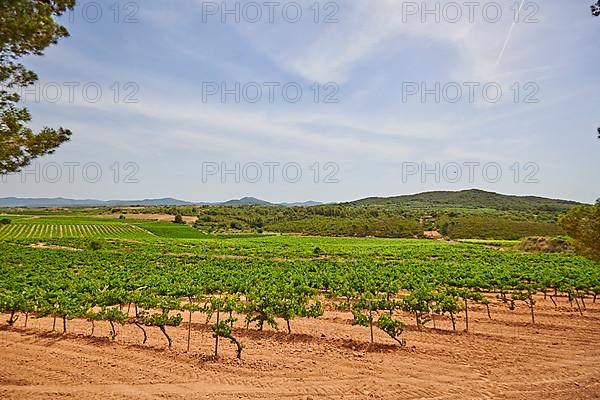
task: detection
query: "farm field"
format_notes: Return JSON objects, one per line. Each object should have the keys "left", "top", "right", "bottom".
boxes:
{"left": 2, "top": 2, "right": 598, "bottom": 399}
{"left": 0, "top": 223, "right": 148, "bottom": 239}
{"left": 1, "top": 213, "right": 599, "bottom": 399}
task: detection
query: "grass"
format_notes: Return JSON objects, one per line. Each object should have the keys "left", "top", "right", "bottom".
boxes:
{"left": 456, "top": 239, "right": 521, "bottom": 247}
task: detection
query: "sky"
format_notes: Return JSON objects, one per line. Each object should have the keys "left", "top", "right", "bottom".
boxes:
{"left": 1, "top": 0, "right": 599, "bottom": 203}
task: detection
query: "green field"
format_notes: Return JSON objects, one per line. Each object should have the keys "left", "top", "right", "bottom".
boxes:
{"left": 0, "top": 211, "right": 598, "bottom": 353}
{"left": 130, "top": 221, "right": 213, "bottom": 239}
{"left": 0, "top": 215, "right": 215, "bottom": 240}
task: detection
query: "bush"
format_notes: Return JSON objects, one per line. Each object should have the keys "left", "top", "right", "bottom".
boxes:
{"left": 0, "top": 218, "right": 11, "bottom": 225}
{"left": 173, "top": 213, "right": 185, "bottom": 224}
{"left": 88, "top": 240, "right": 104, "bottom": 251}
{"left": 119, "top": 214, "right": 126, "bottom": 220}
{"left": 518, "top": 236, "right": 573, "bottom": 253}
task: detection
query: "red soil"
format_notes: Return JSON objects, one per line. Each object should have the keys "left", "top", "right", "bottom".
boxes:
{"left": 1, "top": 295, "right": 599, "bottom": 399}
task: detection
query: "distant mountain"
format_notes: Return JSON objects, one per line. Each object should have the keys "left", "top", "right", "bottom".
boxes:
{"left": 349, "top": 189, "right": 583, "bottom": 212}
{"left": 219, "top": 197, "right": 273, "bottom": 206}
{"left": 219, "top": 197, "right": 323, "bottom": 207}
{"left": 0, "top": 197, "right": 194, "bottom": 208}
{"left": 110, "top": 198, "right": 195, "bottom": 206}
{"left": 0, "top": 196, "right": 322, "bottom": 208}
{"left": 279, "top": 201, "right": 323, "bottom": 207}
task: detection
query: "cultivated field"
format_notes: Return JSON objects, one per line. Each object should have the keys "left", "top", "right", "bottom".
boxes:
{"left": 0, "top": 212, "right": 599, "bottom": 399}
{"left": 0, "top": 223, "right": 147, "bottom": 239}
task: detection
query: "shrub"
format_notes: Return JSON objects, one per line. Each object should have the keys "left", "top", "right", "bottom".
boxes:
{"left": 173, "top": 213, "right": 185, "bottom": 224}
{"left": 88, "top": 240, "right": 103, "bottom": 251}
{"left": 0, "top": 218, "right": 11, "bottom": 225}
{"left": 518, "top": 236, "right": 573, "bottom": 253}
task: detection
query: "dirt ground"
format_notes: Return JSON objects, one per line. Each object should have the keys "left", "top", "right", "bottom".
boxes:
{"left": 97, "top": 214, "right": 198, "bottom": 224}
{"left": 1, "top": 295, "right": 599, "bottom": 399}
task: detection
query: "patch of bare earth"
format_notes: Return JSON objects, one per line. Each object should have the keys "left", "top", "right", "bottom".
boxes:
{"left": 97, "top": 214, "right": 198, "bottom": 224}
{"left": 0, "top": 295, "right": 599, "bottom": 399}
{"left": 29, "top": 243, "right": 82, "bottom": 251}
{"left": 423, "top": 231, "right": 443, "bottom": 240}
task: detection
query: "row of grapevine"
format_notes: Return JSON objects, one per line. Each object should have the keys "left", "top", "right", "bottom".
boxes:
{"left": 0, "top": 241, "right": 598, "bottom": 358}
{"left": 0, "top": 224, "right": 146, "bottom": 239}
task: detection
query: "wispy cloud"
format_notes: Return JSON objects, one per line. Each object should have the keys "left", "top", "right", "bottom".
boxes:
{"left": 5, "top": 0, "right": 599, "bottom": 203}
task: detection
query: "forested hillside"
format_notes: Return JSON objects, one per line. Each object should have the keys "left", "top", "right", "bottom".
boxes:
{"left": 350, "top": 189, "right": 581, "bottom": 212}
{"left": 94, "top": 190, "right": 582, "bottom": 240}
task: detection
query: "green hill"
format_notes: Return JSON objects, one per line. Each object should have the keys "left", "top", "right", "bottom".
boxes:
{"left": 350, "top": 189, "right": 583, "bottom": 212}
{"left": 29, "top": 189, "right": 582, "bottom": 240}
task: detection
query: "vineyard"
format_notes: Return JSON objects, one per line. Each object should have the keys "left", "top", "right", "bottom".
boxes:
{"left": 0, "top": 223, "right": 148, "bottom": 239}
{"left": 1, "top": 214, "right": 599, "bottom": 354}
{"left": 1, "top": 0, "right": 597, "bottom": 396}
{"left": 1, "top": 213, "right": 599, "bottom": 398}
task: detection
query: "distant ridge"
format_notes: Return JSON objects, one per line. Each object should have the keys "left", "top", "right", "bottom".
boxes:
{"left": 0, "top": 190, "right": 584, "bottom": 210}
{"left": 219, "top": 197, "right": 273, "bottom": 206}
{"left": 0, "top": 197, "right": 194, "bottom": 208}
{"left": 279, "top": 201, "right": 323, "bottom": 207}
{"left": 0, "top": 196, "right": 323, "bottom": 208}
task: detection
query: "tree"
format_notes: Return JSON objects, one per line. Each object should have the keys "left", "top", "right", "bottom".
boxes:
{"left": 0, "top": 0, "right": 76, "bottom": 175}
{"left": 593, "top": 1, "right": 600, "bottom": 16}
{"left": 559, "top": 202, "right": 600, "bottom": 262}
{"left": 173, "top": 213, "right": 185, "bottom": 224}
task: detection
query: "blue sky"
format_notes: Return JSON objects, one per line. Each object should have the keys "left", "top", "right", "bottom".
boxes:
{"left": 1, "top": 0, "right": 599, "bottom": 203}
